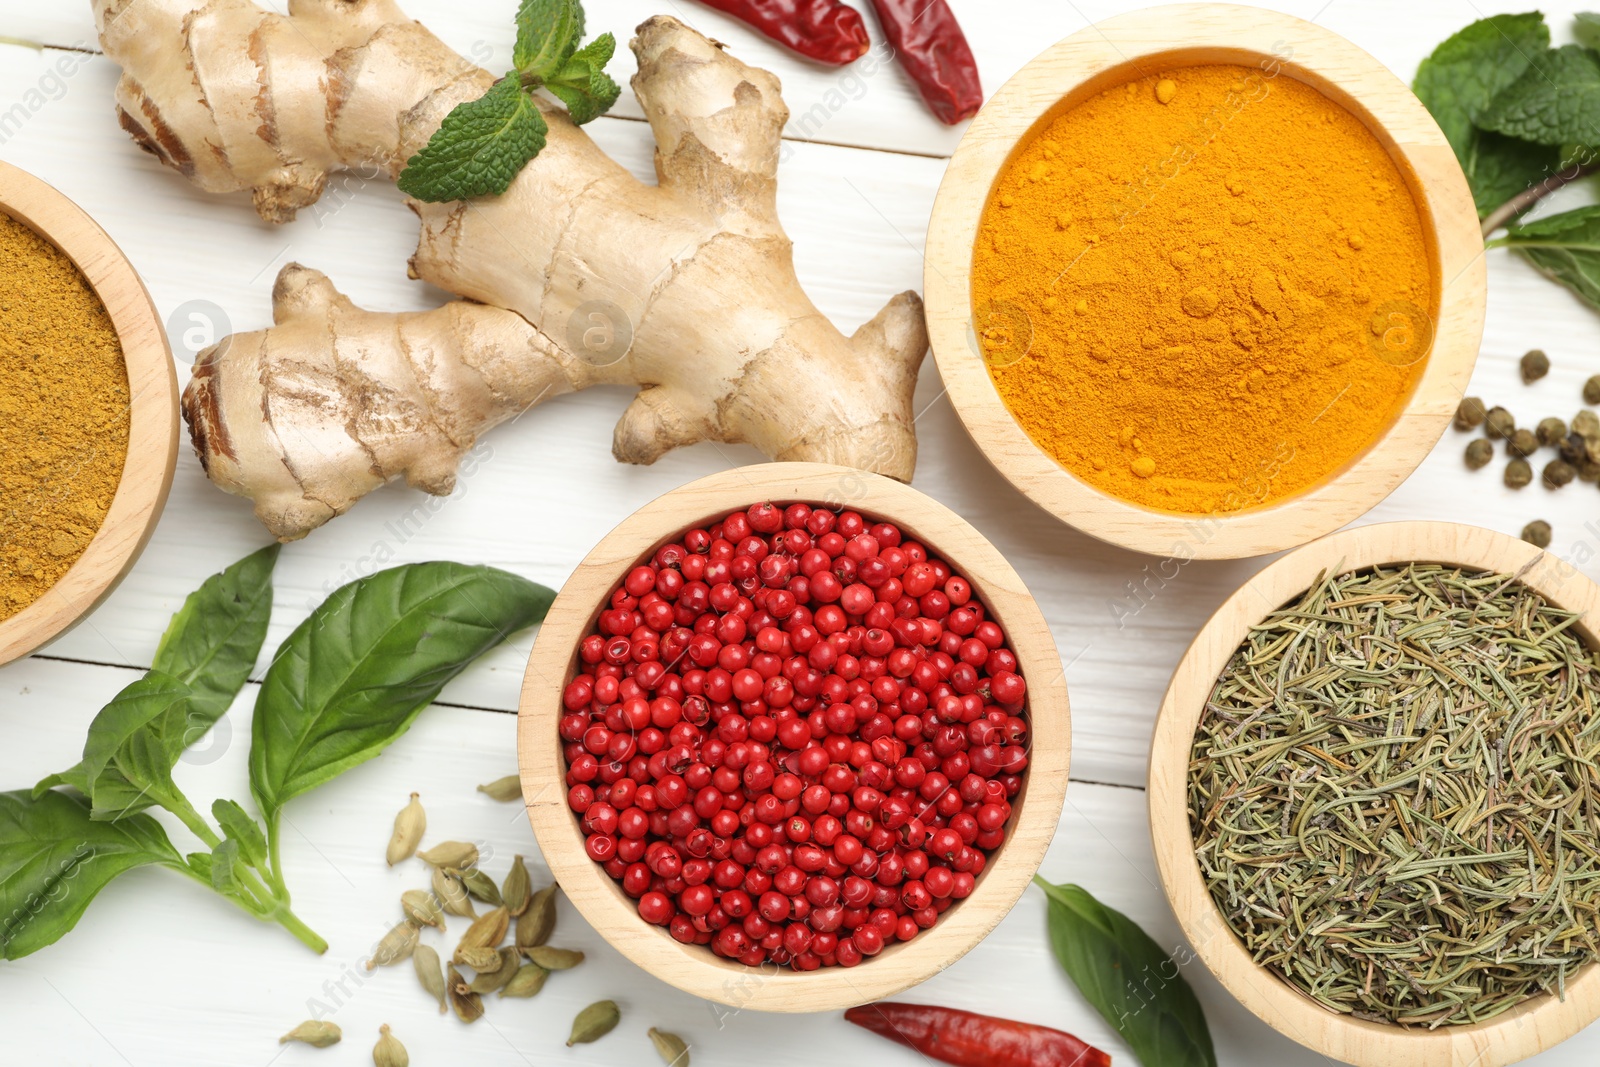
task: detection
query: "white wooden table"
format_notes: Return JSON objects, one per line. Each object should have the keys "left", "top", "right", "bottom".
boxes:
{"left": 1, "top": 1, "right": 1597, "bottom": 1064}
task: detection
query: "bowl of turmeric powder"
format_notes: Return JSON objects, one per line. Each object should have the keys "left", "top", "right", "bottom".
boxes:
{"left": 0, "top": 160, "right": 179, "bottom": 666}
{"left": 924, "top": 4, "right": 1484, "bottom": 559}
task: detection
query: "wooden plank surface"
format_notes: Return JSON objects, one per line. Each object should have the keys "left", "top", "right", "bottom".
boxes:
{"left": 3, "top": 0, "right": 1600, "bottom": 1063}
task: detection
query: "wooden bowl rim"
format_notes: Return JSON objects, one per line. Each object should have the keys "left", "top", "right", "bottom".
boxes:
{"left": 1149, "top": 521, "right": 1600, "bottom": 1067}
{"left": 0, "top": 160, "right": 179, "bottom": 666}
{"left": 923, "top": 3, "right": 1486, "bottom": 560}
{"left": 517, "top": 463, "right": 1072, "bottom": 1011}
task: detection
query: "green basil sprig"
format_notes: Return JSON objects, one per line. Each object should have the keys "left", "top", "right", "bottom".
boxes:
{"left": 1035, "top": 876, "right": 1216, "bottom": 1067}
{"left": 10, "top": 550, "right": 552, "bottom": 958}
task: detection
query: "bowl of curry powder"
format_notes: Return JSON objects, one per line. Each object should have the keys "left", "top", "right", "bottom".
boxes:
{"left": 0, "top": 160, "right": 178, "bottom": 665}
{"left": 923, "top": 4, "right": 1485, "bottom": 559}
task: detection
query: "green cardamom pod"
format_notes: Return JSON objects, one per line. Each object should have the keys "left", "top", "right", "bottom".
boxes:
{"left": 516, "top": 883, "right": 557, "bottom": 949}
{"left": 416, "top": 840, "right": 479, "bottom": 869}
{"left": 386, "top": 793, "right": 426, "bottom": 866}
{"left": 498, "top": 963, "right": 549, "bottom": 999}
{"left": 456, "top": 905, "right": 509, "bottom": 952}
{"left": 526, "top": 945, "right": 584, "bottom": 970}
{"left": 413, "top": 944, "right": 447, "bottom": 1014}
{"left": 372, "top": 1024, "right": 409, "bottom": 1067}
{"left": 365, "top": 920, "right": 421, "bottom": 970}
{"left": 452, "top": 865, "right": 503, "bottom": 907}
{"left": 447, "top": 966, "right": 484, "bottom": 1023}
{"left": 432, "top": 864, "right": 476, "bottom": 918}
{"left": 400, "top": 889, "right": 445, "bottom": 931}
{"left": 454, "top": 945, "right": 503, "bottom": 972}
{"left": 477, "top": 774, "right": 521, "bottom": 802}
{"left": 567, "top": 1000, "right": 621, "bottom": 1046}
{"left": 649, "top": 1028, "right": 691, "bottom": 1066}
{"left": 502, "top": 855, "right": 532, "bottom": 916}
{"left": 469, "top": 947, "right": 522, "bottom": 994}
{"left": 280, "top": 1020, "right": 342, "bottom": 1047}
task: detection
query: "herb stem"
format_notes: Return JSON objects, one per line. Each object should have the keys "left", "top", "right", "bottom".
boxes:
{"left": 1481, "top": 161, "right": 1600, "bottom": 238}
{"left": 268, "top": 902, "right": 328, "bottom": 954}
{"left": 163, "top": 792, "right": 223, "bottom": 851}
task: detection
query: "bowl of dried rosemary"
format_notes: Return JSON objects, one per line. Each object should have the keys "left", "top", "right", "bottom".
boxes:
{"left": 924, "top": 5, "right": 1485, "bottom": 559}
{"left": 0, "top": 160, "right": 179, "bottom": 666}
{"left": 1150, "top": 521, "right": 1600, "bottom": 1066}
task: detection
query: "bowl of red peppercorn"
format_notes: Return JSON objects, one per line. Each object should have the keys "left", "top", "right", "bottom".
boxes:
{"left": 517, "top": 463, "right": 1071, "bottom": 1011}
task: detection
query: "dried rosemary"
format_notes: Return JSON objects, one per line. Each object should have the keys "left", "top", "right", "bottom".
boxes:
{"left": 1189, "top": 563, "right": 1600, "bottom": 1027}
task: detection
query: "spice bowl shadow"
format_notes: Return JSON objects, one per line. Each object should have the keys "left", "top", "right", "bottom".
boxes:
{"left": 0, "top": 160, "right": 179, "bottom": 667}
{"left": 923, "top": 4, "right": 1485, "bottom": 560}
{"left": 1149, "top": 521, "right": 1600, "bottom": 1067}
{"left": 516, "top": 463, "right": 1072, "bottom": 1012}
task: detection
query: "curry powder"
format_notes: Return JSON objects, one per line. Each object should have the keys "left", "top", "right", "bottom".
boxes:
{"left": 0, "top": 210, "right": 129, "bottom": 621}
{"left": 972, "top": 65, "right": 1433, "bottom": 514}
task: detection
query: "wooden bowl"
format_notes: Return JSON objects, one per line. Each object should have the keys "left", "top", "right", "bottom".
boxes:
{"left": 518, "top": 463, "right": 1071, "bottom": 1011}
{"left": 1149, "top": 521, "right": 1600, "bottom": 1066}
{"left": 0, "top": 161, "right": 178, "bottom": 666}
{"left": 924, "top": 5, "right": 1485, "bottom": 559}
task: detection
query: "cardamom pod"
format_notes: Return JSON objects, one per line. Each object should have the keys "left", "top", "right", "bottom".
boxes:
{"left": 469, "top": 946, "right": 522, "bottom": 994}
{"left": 413, "top": 944, "right": 447, "bottom": 1014}
{"left": 454, "top": 945, "right": 503, "bottom": 972}
{"left": 365, "top": 920, "right": 421, "bottom": 970}
{"left": 447, "top": 966, "right": 484, "bottom": 1023}
{"left": 567, "top": 1000, "right": 621, "bottom": 1046}
{"left": 477, "top": 774, "right": 521, "bottom": 802}
{"left": 432, "top": 864, "right": 476, "bottom": 918}
{"left": 416, "top": 840, "right": 479, "bottom": 869}
{"left": 386, "top": 793, "right": 426, "bottom": 866}
{"left": 456, "top": 905, "right": 509, "bottom": 952}
{"left": 400, "top": 889, "right": 445, "bottom": 931}
{"left": 649, "top": 1028, "right": 691, "bottom": 1066}
{"left": 280, "top": 1020, "right": 342, "bottom": 1047}
{"left": 372, "top": 1024, "right": 409, "bottom": 1067}
{"left": 516, "top": 883, "right": 557, "bottom": 949}
{"left": 526, "top": 945, "right": 584, "bottom": 970}
{"left": 452, "top": 865, "right": 503, "bottom": 907}
{"left": 502, "top": 855, "right": 532, "bottom": 916}
{"left": 498, "top": 963, "right": 549, "bottom": 998}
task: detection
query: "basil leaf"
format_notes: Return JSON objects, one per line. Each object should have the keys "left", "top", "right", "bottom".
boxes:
{"left": 249, "top": 563, "right": 553, "bottom": 823}
{"left": 1036, "top": 878, "right": 1216, "bottom": 1067}
{"left": 32, "top": 763, "right": 91, "bottom": 799}
{"left": 0, "top": 789, "right": 181, "bottom": 959}
{"left": 80, "top": 672, "right": 196, "bottom": 820}
{"left": 1479, "top": 45, "right": 1600, "bottom": 148}
{"left": 152, "top": 543, "right": 279, "bottom": 723}
{"left": 212, "top": 799, "right": 268, "bottom": 870}
{"left": 1493, "top": 204, "right": 1600, "bottom": 309}
{"left": 514, "top": 0, "right": 584, "bottom": 79}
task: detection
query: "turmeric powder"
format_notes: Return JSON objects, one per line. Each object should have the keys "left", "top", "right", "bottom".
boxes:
{"left": 972, "top": 64, "right": 1433, "bottom": 514}
{"left": 0, "top": 211, "right": 130, "bottom": 621}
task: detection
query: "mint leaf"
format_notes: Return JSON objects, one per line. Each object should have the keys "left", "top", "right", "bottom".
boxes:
{"left": 1493, "top": 204, "right": 1600, "bottom": 309}
{"left": 1577, "top": 13, "right": 1600, "bottom": 51}
{"left": 1466, "top": 130, "right": 1559, "bottom": 215}
{"left": 398, "top": 75, "right": 549, "bottom": 203}
{"left": 1480, "top": 45, "right": 1600, "bottom": 147}
{"left": 515, "top": 0, "right": 584, "bottom": 79}
{"left": 546, "top": 33, "right": 620, "bottom": 125}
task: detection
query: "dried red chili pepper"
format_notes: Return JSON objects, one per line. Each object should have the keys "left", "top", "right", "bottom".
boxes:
{"left": 845, "top": 1002, "right": 1111, "bottom": 1067}
{"left": 694, "top": 0, "right": 871, "bottom": 66}
{"left": 868, "top": 0, "right": 983, "bottom": 124}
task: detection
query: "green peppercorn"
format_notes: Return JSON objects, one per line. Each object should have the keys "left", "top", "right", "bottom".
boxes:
{"left": 1485, "top": 406, "right": 1516, "bottom": 440}
{"left": 1521, "top": 349, "right": 1550, "bottom": 382}
{"left": 1586, "top": 375, "right": 1600, "bottom": 405}
{"left": 1537, "top": 416, "right": 1568, "bottom": 446}
{"left": 1543, "top": 459, "right": 1575, "bottom": 488}
{"left": 1454, "top": 397, "right": 1486, "bottom": 431}
{"left": 1574, "top": 410, "right": 1599, "bottom": 438}
{"left": 1507, "top": 428, "right": 1539, "bottom": 458}
{"left": 1464, "top": 438, "right": 1494, "bottom": 470}
{"left": 1522, "top": 520, "right": 1552, "bottom": 548}
{"left": 1505, "top": 458, "right": 1533, "bottom": 488}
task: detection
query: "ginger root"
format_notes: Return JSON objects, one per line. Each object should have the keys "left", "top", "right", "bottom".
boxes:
{"left": 96, "top": 0, "right": 927, "bottom": 540}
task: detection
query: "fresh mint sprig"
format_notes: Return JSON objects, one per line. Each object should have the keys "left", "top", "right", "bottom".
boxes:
{"left": 398, "top": 0, "right": 619, "bottom": 203}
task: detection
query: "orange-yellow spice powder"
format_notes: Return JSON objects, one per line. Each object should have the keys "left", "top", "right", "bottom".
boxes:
{"left": 972, "top": 65, "right": 1434, "bottom": 514}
